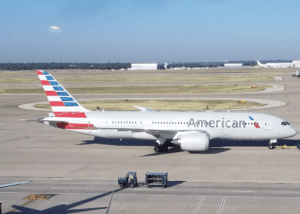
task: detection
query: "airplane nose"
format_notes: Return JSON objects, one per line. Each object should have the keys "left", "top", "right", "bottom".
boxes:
{"left": 290, "top": 127, "right": 297, "bottom": 137}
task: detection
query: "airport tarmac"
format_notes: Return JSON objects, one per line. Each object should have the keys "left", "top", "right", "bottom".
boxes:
{"left": 1, "top": 69, "right": 300, "bottom": 213}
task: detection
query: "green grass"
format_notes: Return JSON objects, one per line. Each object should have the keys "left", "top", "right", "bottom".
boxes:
{"left": 0, "top": 71, "right": 275, "bottom": 83}
{"left": 34, "top": 99, "right": 266, "bottom": 111}
{"left": 54, "top": 74, "right": 274, "bottom": 83}
{"left": 0, "top": 84, "right": 272, "bottom": 94}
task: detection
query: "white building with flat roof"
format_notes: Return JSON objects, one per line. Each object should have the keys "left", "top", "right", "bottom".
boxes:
{"left": 224, "top": 63, "right": 243, "bottom": 67}
{"left": 131, "top": 63, "right": 157, "bottom": 70}
{"left": 292, "top": 60, "right": 300, "bottom": 68}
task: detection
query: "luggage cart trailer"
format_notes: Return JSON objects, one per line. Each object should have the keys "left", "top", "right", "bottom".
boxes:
{"left": 145, "top": 172, "right": 168, "bottom": 188}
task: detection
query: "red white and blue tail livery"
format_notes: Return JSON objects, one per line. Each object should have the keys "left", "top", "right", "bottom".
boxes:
{"left": 36, "top": 70, "right": 90, "bottom": 118}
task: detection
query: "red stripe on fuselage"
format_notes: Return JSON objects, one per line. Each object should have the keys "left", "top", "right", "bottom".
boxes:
{"left": 56, "top": 122, "right": 94, "bottom": 129}
{"left": 54, "top": 112, "right": 87, "bottom": 118}
{"left": 50, "top": 101, "right": 64, "bottom": 106}
{"left": 45, "top": 91, "right": 58, "bottom": 96}
{"left": 65, "top": 123, "right": 94, "bottom": 129}
{"left": 41, "top": 80, "right": 50, "bottom": 85}
{"left": 36, "top": 70, "right": 43, "bottom": 75}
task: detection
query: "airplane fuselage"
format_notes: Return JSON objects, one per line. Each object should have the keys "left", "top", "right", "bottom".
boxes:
{"left": 46, "top": 111, "right": 296, "bottom": 141}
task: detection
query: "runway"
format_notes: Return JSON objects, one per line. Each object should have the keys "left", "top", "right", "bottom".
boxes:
{"left": 1, "top": 69, "right": 300, "bottom": 213}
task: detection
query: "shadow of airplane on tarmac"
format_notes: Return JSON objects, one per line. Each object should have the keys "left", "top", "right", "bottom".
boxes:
{"left": 8, "top": 187, "right": 124, "bottom": 214}
{"left": 210, "top": 138, "right": 300, "bottom": 147}
{"left": 78, "top": 137, "right": 299, "bottom": 157}
{"left": 79, "top": 137, "right": 157, "bottom": 147}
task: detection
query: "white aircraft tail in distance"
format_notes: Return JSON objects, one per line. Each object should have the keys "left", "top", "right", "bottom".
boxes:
{"left": 36, "top": 70, "right": 297, "bottom": 152}
{"left": 257, "top": 60, "right": 269, "bottom": 68}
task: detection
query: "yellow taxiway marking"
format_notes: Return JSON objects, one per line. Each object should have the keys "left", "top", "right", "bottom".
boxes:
{"left": 275, "top": 145, "right": 297, "bottom": 149}
{"left": 9, "top": 194, "right": 54, "bottom": 213}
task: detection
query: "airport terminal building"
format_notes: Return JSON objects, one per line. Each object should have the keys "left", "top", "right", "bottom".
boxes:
{"left": 224, "top": 63, "right": 243, "bottom": 67}
{"left": 292, "top": 60, "right": 300, "bottom": 68}
{"left": 131, "top": 63, "right": 157, "bottom": 70}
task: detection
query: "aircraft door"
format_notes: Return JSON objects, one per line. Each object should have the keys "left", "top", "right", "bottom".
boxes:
{"left": 264, "top": 119, "right": 271, "bottom": 130}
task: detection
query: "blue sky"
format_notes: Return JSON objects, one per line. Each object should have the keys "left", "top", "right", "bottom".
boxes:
{"left": 1, "top": 0, "right": 300, "bottom": 63}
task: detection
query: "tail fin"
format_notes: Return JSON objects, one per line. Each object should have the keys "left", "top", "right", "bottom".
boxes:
{"left": 36, "top": 70, "right": 91, "bottom": 118}
{"left": 257, "top": 60, "right": 262, "bottom": 66}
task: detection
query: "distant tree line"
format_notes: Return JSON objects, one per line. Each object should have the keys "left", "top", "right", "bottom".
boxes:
{"left": 0, "top": 62, "right": 131, "bottom": 70}
{"left": 0, "top": 61, "right": 258, "bottom": 71}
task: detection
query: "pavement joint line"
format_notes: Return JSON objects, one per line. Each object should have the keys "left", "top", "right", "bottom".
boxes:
{"left": 133, "top": 189, "right": 254, "bottom": 192}
{"left": 193, "top": 196, "right": 205, "bottom": 214}
{"left": 217, "top": 196, "right": 227, "bottom": 214}
{"left": 2, "top": 192, "right": 300, "bottom": 199}
{"left": 13, "top": 181, "right": 300, "bottom": 188}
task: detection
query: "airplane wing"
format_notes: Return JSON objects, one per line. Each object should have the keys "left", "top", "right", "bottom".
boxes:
{"left": 134, "top": 106, "right": 155, "bottom": 112}
{"left": 0, "top": 181, "right": 31, "bottom": 188}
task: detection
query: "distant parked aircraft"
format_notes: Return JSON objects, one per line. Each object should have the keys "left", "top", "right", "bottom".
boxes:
{"left": 257, "top": 60, "right": 294, "bottom": 68}
{"left": 257, "top": 60, "right": 269, "bottom": 68}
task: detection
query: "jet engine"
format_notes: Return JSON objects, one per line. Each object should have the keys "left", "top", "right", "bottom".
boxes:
{"left": 175, "top": 132, "right": 210, "bottom": 151}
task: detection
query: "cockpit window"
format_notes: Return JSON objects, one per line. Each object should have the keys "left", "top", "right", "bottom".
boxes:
{"left": 281, "top": 121, "right": 290, "bottom": 126}
{"left": 286, "top": 121, "right": 290, "bottom": 125}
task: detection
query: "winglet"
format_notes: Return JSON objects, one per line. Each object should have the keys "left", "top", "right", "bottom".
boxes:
{"left": 134, "top": 106, "right": 154, "bottom": 112}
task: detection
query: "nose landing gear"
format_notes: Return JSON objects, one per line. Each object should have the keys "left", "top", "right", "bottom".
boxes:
{"left": 268, "top": 139, "right": 277, "bottom": 149}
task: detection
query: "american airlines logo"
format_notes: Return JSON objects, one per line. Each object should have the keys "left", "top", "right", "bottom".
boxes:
{"left": 248, "top": 116, "right": 261, "bottom": 128}
{"left": 188, "top": 118, "right": 247, "bottom": 128}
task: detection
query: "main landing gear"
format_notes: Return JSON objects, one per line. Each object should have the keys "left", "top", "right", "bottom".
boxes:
{"left": 154, "top": 140, "right": 173, "bottom": 153}
{"left": 154, "top": 143, "right": 169, "bottom": 153}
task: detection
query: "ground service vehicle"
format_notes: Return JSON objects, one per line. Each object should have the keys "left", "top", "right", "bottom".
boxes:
{"left": 118, "top": 172, "right": 137, "bottom": 188}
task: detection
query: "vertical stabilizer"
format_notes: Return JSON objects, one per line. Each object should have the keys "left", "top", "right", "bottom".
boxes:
{"left": 257, "top": 60, "right": 262, "bottom": 66}
{"left": 36, "top": 70, "right": 91, "bottom": 118}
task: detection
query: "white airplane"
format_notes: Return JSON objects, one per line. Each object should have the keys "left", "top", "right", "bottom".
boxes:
{"left": 37, "top": 70, "right": 297, "bottom": 152}
{"left": 257, "top": 60, "right": 294, "bottom": 68}
{"left": 257, "top": 60, "right": 269, "bottom": 68}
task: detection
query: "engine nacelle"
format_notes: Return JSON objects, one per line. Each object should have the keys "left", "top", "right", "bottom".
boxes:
{"left": 176, "top": 132, "right": 210, "bottom": 151}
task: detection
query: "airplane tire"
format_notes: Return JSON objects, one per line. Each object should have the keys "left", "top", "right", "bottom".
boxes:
{"left": 154, "top": 146, "right": 161, "bottom": 152}
{"left": 268, "top": 144, "right": 273, "bottom": 149}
